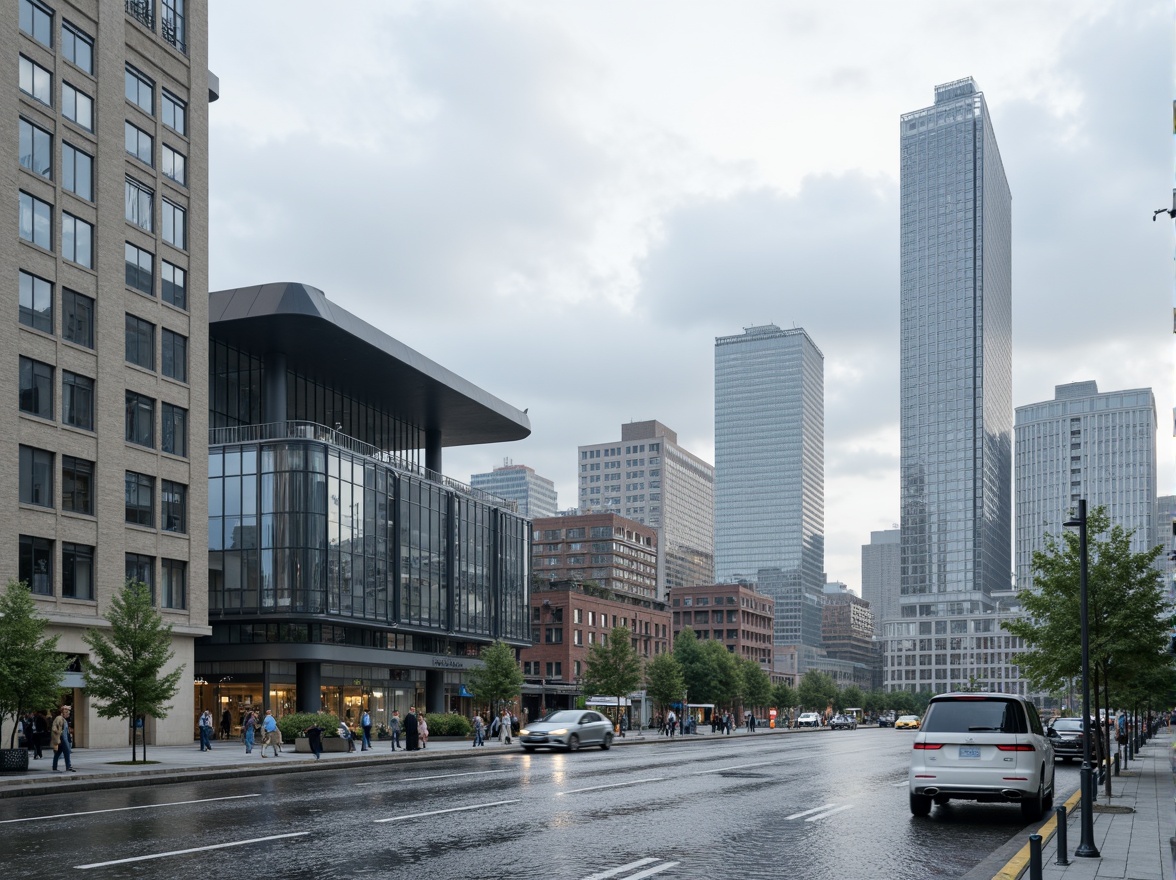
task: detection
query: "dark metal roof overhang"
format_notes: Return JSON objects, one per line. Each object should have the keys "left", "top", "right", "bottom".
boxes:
{"left": 209, "top": 282, "right": 530, "bottom": 446}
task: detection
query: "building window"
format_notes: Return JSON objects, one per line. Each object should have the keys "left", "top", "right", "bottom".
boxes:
{"left": 125, "top": 314, "right": 155, "bottom": 369}
{"left": 62, "top": 543, "right": 94, "bottom": 600}
{"left": 125, "top": 121, "right": 153, "bottom": 165}
{"left": 125, "top": 472, "right": 154, "bottom": 527}
{"left": 19, "top": 191, "right": 52, "bottom": 249}
{"left": 62, "top": 371, "right": 94, "bottom": 430}
{"left": 61, "top": 22, "right": 94, "bottom": 74}
{"left": 161, "top": 480, "right": 186, "bottom": 533}
{"left": 162, "top": 90, "right": 186, "bottom": 136}
{"left": 62, "top": 83, "right": 93, "bottom": 130}
{"left": 19, "top": 271, "right": 52, "bottom": 333}
{"left": 161, "top": 403, "right": 188, "bottom": 457}
{"left": 62, "top": 289, "right": 94, "bottom": 348}
{"left": 545, "top": 628, "right": 563, "bottom": 644}
{"left": 125, "top": 392, "right": 155, "bottom": 447}
{"left": 19, "top": 56, "right": 51, "bottom": 105}
{"left": 161, "top": 559, "right": 186, "bottom": 609}
{"left": 62, "top": 143, "right": 93, "bottom": 200}
{"left": 162, "top": 199, "right": 186, "bottom": 249}
{"left": 20, "top": 0, "right": 53, "bottom": 47}
{"left": 19, "top": 118, "right": 52, "bottom": 178}
{"left": 161, "top": 0, "right": 186, "bottom": 52}
{"left": 126, "top": 0, "right": 154, "bottom": 29}
{"left": 125, "top": 553, "right": 154, "bottom": 598}
{"left": 573, "top": 608, "right": 582, "bottom": 624}
{"left": 19, "top": 535, "right": 52, "bottom": 596}
{"left": 161, "top": 329, "right": 187, "bottom": 382}
{"left": 161, "top": 261, "right": 186, "bottom": 309}
{"left": 125, "top": 242, "right": 154, "bottom": 295}
{"left": 125, "top": 178, "right": 154, "bottom": 231}
{"left": 19, "top": 356, "right": 53, "bottom": 419}
{"left": 62, "top": 213, "right": 92, "bottom": 267}
{"left": 162, "top": 144, "right": 186, "bottom": 185}
{"left": 574, "top": 629, "right": 583, "bottom": 646}
{"left": 61, "top": 455, "right": 94, "bottom": 515}
{"left": 19, "top": 446, "right": 53, "bottom": 507}
{"left": 125, "top": 65, "right": 154, "bottom": 115}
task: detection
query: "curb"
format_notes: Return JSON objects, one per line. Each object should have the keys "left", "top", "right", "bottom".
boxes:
{"left": 991, "top": 788, "right": 1082, "bottom": 880}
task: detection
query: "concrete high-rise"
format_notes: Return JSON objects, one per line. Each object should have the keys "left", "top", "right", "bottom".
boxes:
{"left": 1015, "top": 382, "right": 1158, "bottom": 590}
{"left": 861, "top": 529, "right": 899, "bottom": 633}
{"left": 714, "top": 325, "right": 824, "bottom": 632}
{"left": 898, "top": 78, "right": 1012, "bottom": 616}
{"left": 471, "top": 460, "right": 557, "bottom": 519}
{"left": 578, "top": 420, "right": 714, "bottom": 596}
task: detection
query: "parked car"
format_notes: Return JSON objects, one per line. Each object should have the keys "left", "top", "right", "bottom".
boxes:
{"left": 830, "top": 714, "right": 857, "bottom": 731}
{"left": 908, "top": 692, "right": 1055, "bottom": 820}
{"left": 519, "top": 710, "right": 614, "bottom": 752}
{"left": 877, "top": 711, "right": 896, "bottom": 728}
{"left": 895, "top": 714, "right": 921, "bottom": 730}
{"left": 1046, "top": 716, "right": 1086, "bottom": 763}
{"left": 796, "top": 712, "right": 822, "bottom": 728}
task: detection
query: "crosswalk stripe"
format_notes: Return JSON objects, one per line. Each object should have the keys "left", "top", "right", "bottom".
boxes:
{"left": 581, "top": 858, "right": 660, "bottom": 879}
{"left": 626, "top": 862, "right": 680, "bottom": 878}
{"left": 785, "top": 803, "right": 836, "bottom": 820}
{"left": 805, "top": 804, "right": 854, "bottom": 821}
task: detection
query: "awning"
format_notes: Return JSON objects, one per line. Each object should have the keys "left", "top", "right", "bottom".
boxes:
{"left": 459, "top": 685, "right": 474, "bottom": 698}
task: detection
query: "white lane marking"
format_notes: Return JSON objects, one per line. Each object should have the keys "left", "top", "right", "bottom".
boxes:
{"left": 806, "top": 804, "right": 854, "bottom": 822}
{"left": 356, "top": 768, "right": 510, "bottom": 786}
{"left": 75, "top": 832, "right": 308, "bottom": 869}
{"left": 582, "top": 858, "right": 660, "bottom": 879}
{"left": 893, "top": 780, "right": 910, "bottom": 787}
{"left": 785, "top": 803, "right": 837, "bottom": 820}
{"left": 558, "top": 777, "right": 666, "bottom": 796}
{"left": 374, "top": 798, "right": 520, "bottom": 823}
{"left": 627, "top": 863, "right": 680, "bottom": 879}
{"left": 692, "top": 760, "right": 778, "bottom": 775}
{"left": 1, "top": 794, "right": 259, "bottom": 825}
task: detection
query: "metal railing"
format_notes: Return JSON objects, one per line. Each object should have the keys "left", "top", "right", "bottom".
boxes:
{"left": 125, "top": 0, "right": 154, "bottom": 30}
{"left": 161, "top": 16, "right": 186, "bottom": 53}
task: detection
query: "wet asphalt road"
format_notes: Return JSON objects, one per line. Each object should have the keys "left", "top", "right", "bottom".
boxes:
{"left": 0, "top": 729, "right": 1080, "bottom": 879}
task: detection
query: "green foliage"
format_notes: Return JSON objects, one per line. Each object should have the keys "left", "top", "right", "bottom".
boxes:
{"left": 771, "top": 681, "right": 796, "bottom": 711}
{"left": 279, "top": 711, "right": 342, "bottom": 741}
{"left": 82, "top": 580, "right": 184, "bottom": 761}
{"left": 797, "top": 670, "right": 838, "bottom": 711}
{"left": 465, "top": 641, "right": 524, "bottom": 709}
{"left": 888, "top": 689, "right": 917, "bottom": 715}
{"left": 644, "top": 651, "right": 684, "bottom": 713}
{"left": 673, "top": 627, "right": 710, "bottom": 703}
{"left": 425, "top": 713, "right": 472, "bottom": 737}
{"left": 700, "top": 639, "right": 740, "bottom": 707}
{"left": 0, "top": 580, "right": 68, "bottom": 748}
{"left": 838, "top": 685, "right": 865, "bottom": 712}
{"left": 738, "top": 657, "right": 772, "bottom": 710}
{"left": 583, "top": 627, "right": 643, "bottom": 719}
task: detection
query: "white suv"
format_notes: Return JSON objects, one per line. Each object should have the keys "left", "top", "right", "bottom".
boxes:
{"left": 909, "top": 693, "right": 1055, "bottom": 820}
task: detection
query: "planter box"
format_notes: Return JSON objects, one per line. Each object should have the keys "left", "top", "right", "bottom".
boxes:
{"left": 293, "top": 736, "right": 351, "bottom": 753}
{"left": 0, "top": 748, "right": 30, "bottom": 772}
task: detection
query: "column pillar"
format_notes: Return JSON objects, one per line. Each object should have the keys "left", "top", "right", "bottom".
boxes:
{"left": 296, "top": 662, "right": 322, "bottom": 713}
{"left": 425, "top": 427, "right": 442, "bottom": 476}
{"left": 425, "top": 669, "right": 446, "bottom": 714}
{"left": 263, "top": 352, "right": 288, "bottom": 423}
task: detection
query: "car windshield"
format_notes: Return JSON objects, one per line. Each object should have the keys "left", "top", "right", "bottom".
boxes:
{"left": 1051, "top": 718, "right": 1084, "bottom": 732}
{"left": 922, "top": 698, "right": 1026, "bottom": 734}
{"left": 540, "top": 711, "right": 581, "bottom": 724}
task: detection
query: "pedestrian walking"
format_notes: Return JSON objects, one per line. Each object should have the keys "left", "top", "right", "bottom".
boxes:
{"left": 305, "top": 722, "right": 325, "bottom": 760}
{"left": 220, "top": 709, "right": 232, "bottom": 741}
{"left": 619, "top": 714, "right": 628, "bottom": 738}
{"left": 666, "top": 710, "right": 677, "bottom": 738}
{"left": 51, "top": 706, "right": 75, "bottom": 772}
{"left": 360, "top": 708, "right": 372, "bottom": 751}
{"left": 243, "top": 710, "right": 257, "bottom": 754}
{"left": 260, "top": 709, "right": 279, "bottom": 757}
{"left": 418, "top": 714, "right": 429, "bottom": 749}
{"left": 22, "top": 712, "right": 41, "bottom": 759}
{"left": 388, "top": 710, "right": 402, "bottom": 751}
{"left": 472, "top": 714, "right": 485, "bottom": 747}
{"left": 499, "top": 710, "right": 512, "bottom": 745}
{"left": 338, "top": 720, "right": 356, "bottom": 752}
{"left": 199, "top": 709, "right": 214, "bottom": 751}
{"left": 404, "top": 707, "right": 420, "bottom": 751}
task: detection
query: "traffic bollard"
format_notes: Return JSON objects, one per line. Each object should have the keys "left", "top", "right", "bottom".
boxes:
{"left": 1029, "top": 833, "right": 1043, "bottom": 880}
{"left": 1113, "top": 752, "right": 1119, "bottom": 776}
{"left": 1055, "top": 805, "right": 1070, "bottom": 866}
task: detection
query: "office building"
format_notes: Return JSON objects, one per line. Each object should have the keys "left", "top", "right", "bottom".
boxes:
{"left": 668, "top": 581, "right": 774, "bottom": 671}
{"left": 200, "top": 283, "right": 533, "bottom": 728}
{"left": 1158, "top": 495, "right": 1176, "bottom": 644}
{"left": 532, "top": 512, "right": 658, "bottom": 599}
{"left": 578, "top": 420, "right": 714, "bottom": 595}
{"left": 861, "top": 529, "right": 899, "bottom": 633}
{"left": 5, "top": 0, "right": 214, "bottom": 746}
{"left": 471, "top": 460, "right": 557, "bottom": 519}
{"left": 1015, "top": 381, "right": 1158, "bottom": 590}
{"left": 714, "top": 325, "right": 824, "bottom": 618}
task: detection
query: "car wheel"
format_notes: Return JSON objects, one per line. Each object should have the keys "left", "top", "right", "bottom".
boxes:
{"left": 522, "top": 746, "right": 535, "bottom": 752}
{"left": 601, "top": 733, "right": 613, "bottom": 751}
{"left": 567, "top": 734, "right": 580, "bottom": 752}
{"left": 1021, "top": 776, "right": 1045, "bottom": 822}
{"left": 910, "top": 792, "right": 932, "bottom": 817}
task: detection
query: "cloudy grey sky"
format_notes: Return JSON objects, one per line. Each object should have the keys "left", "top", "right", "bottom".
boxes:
{"left": 207, "top": 1, "right": 1173, "bottom": 590}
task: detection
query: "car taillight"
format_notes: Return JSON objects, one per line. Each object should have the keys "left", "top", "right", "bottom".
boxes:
{"left": 996, "top": 743, "right": 1036, "bottom": 751}
{"left": 913, "top": 742, "right": 943, "bottom": 750}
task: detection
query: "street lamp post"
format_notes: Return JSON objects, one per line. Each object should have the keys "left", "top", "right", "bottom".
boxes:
{"left": 1064, "top": 499, "right": 1100, "bottom": 859}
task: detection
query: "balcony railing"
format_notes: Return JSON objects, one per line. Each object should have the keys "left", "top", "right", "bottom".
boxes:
{"left": 209, "top": 420, "right": 517, "bottom": 511}
{"left": 126, "top": 0, "right": 154, "bottom": 30}
{"left": 161, "top": 15, "right": 186, "bottom": 53}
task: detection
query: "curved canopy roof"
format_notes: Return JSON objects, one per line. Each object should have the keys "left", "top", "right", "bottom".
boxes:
{"left": 209, "top": 282, "right": 530, "bottom": 447}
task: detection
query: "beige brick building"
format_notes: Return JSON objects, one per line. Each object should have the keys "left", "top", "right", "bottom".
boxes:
{"left": 4, "top": 0, "right": 212, "bottom": 746}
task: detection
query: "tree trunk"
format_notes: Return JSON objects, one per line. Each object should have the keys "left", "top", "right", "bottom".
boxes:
{"left": 1102, "top": 672, "right": 1113, "bottom": 797}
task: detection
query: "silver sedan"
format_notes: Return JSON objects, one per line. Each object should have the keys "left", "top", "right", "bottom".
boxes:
{"left": 519, "top": 710, "right": 615, "bottom": 751}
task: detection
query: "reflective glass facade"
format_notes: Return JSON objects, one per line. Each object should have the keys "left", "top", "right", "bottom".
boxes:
{"left": 899, "top": 78, "right": 1011, "bottom": 615}
{"left": 714, "top": 325, "right": 824, "bottom": 635}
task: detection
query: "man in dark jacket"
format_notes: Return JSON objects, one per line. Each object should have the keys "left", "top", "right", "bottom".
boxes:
{"left": 305, "top": 722, "right": 325, "bottom": 760}
{"left": 404, "top": 707, "right": 420, "bottom": 751}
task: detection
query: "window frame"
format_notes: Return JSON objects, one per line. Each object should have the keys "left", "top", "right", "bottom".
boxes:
{"left": 62, "top": 289, "right": 94, "bottom": 348}
{"left": 61, "top": 455, "right": 94, "bottom": 515}
{"left": 20, "top": 0, "right": 53, "bottom": 47}
{"left": 161, "top": 480, "right": 187, "bottom": 533}
{"left": 62, "top": 212, "right": 93, "bottom": 268}
{"left": 61, "top": 370, "right": 94, "bottom": 431}
{"left": 124, "top": 472, "right": 155, "bottom": 527}
{"left": 125, "top": 242, "right": 154, "bottom": 295}
{"left": 161, "top": 558, "right": 187, "bottom": 609}
{"left": 19, "top": 445, "right": 53, "bottom": 508}
{"left": 125, "top": 176, "right": 154, "bottom": 231}
{"left": 125, "top": 314, "right": 156, "bottom": 370}
{"left": 61, "top": 21, "right": 94, "bottom": 74}
{"left": 161, "top": 402, "right": 188, "bottom": 457}
{"left": 162, "top": 199, "right": 186, "bottom": 249}
{"left": 19, "top": 356, "right": 53, "bottom": 420}
{"left": 62, "top": 542, "right": 95, "bottom": 600}
{"left": 19, "top": 55, "right": 52, "bottom": 105}
{"left": 19, "top": 270, "right": 53, "bottom": 333}
{"left": 19, "top": 190, "right": 52, "bottom": 250}
{"left": 125, "top": 553, "right": 155, "bottom": 600}
{"left": 162, "top": 90, "right": 186, "bottom": 136}
{"left": 162, "top": 144, "right": 186, "bottom": 186}
{"left": 19, "top": 535, "right": 53, "bottom": 596}
{"left": 161, "top": 260, "right": 186, "bottom": 309}
{"left": 62, "top": 142, "right": 93, "bottom": 200}
{"left": 125, "top": 121, "right": 153, "bottom": 166}
{"left": 62, "top": 82, "right": 93, "bottom": 131}
{"left": 125, "top": 65, "right": 154, "bottom": 115}
{"left": 125, "top": 391, "right": 155, "bottom": 448}
{"left": 161, "top": 328, "right": 187, "bottom": 382}
{"left": 19, "top": 117, "right": 52, "bottom": 179}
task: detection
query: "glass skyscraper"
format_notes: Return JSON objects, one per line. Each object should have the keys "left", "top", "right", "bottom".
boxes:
{"left": 899, "top": 78, "right": 1012, "bottom": 615}
{"left": 714, "top": 324, "right": 824, "bottom": 644}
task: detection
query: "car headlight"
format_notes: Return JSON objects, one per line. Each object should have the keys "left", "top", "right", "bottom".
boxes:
{"left": 548, "top": 729, "right": 569, "bottom": 737}
{"left": 519, "top": 729, "right": 530, "bottom": 737}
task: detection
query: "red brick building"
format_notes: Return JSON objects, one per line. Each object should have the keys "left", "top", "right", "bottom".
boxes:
{"left": 531, "top": 513, "right": 658, "bottom": 600}
{"left": 669, "top": 582, "right": 775, "bottom": 672}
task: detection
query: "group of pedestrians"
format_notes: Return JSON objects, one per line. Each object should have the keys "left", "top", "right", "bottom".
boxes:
{"left": 486, "top": 710, "right": 517, "bottom": 744}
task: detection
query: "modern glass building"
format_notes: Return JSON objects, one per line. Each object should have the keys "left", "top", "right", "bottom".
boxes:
{"left": 898, "top": 78, "right": 1012, "bottom": 618}
{"left": 714, "top": 325, "right": 824, "bottom": 641}
{"left": 470, "top": 461, "right": 557, "bottom": 519}
{"left": 199, "top": 283, "right": 532, "bottom": 729}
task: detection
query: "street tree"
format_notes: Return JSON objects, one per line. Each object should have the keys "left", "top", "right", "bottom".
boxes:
{"left": 645, "top": 651, "right": 684, "bottom": 719}
{"left": 83, "top": 580, "right": 184, "bottom": 762}
{"left": 672, "top": 627, "right": 708, "bottom": 707}
{"left": 701, "top": 639, "right": 740, "bottom": 709}
{"left": 771, "top": 681, "right": 797, "bottom": 716}
{"left": 583, "top": 626, "right": 643, "bottom": 728}
{"left": 738, "top": 657, "right": 772, "bottom": 715}
{"left": 797, "top": 670, "right": 838, "bottom": 716}
{"left": 0, "top": 580, "right": 68, "bottom": 750}
{"left": 467, "top": 640, "right": 525, "bottom": 719}
{"left": 838, "top": 684, "right": 865, "bottom": 714}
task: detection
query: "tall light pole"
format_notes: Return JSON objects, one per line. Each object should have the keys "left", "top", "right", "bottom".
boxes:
{"left": 1064, "top": 499, "right": 1099, "bottom": 859}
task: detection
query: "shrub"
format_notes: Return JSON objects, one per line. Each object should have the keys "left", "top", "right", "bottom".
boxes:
{"left": 425, "top": 712, "right": 471, "bottom": 737}
{"left": 277, "top": 711, "right": 342, "bottom": 741}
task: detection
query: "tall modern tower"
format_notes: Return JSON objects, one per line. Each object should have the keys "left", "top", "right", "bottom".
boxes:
{"left": 714, "top": 324, "right": 824, "bottom": 640}
{"left": 899, "top": 78, "right": 1012, "bottom": 616}
{"left": 471, "top": 460, "right": 557, "bottom": 519}
{"left": 861, "top": 529, "right": 900, "bottom": 633}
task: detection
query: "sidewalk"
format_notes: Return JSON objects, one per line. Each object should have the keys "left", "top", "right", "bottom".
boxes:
{"left": 994, "top": 729, "right": 1175, "bottom": 880}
